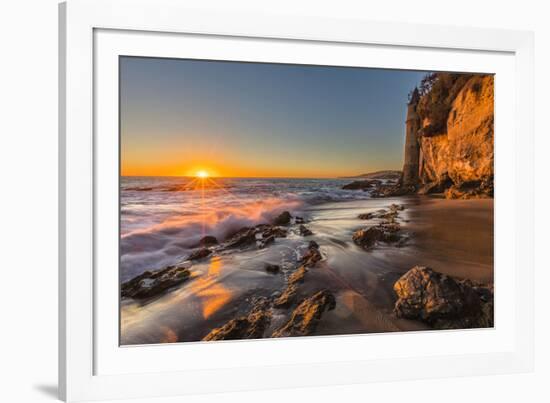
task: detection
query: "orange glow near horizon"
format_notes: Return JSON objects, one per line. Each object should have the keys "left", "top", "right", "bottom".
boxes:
{"left": 120, "top": 149, "right": 398, "bottom": 178}
{"left": 120, "top": 163, "right": 376, "bottom": 179}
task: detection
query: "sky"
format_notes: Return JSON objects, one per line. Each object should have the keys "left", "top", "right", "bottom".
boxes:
{"left": 120, "top": 56, "right": 426, "bottom": 178}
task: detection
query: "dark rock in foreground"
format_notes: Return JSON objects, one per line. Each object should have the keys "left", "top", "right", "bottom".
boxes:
{"left": 273, "top": 283, "right": 299, "bottom": 309}
{"left": 188, "top": 248, "right": 212, "bottom": 260}
{"left": 258, "top": 234, "right": 275, "bottom": 249}
{"left": 121, "top": 264, "right": 191, "bottom": 299}
{"left": 197, "top": 235, "right": 218, "bottom": 247}
{"left": 202, "top": 298, "right": 272, "bottom": 341}
{"left": 299, "top": 241, "right": 322, "bottom": 267}
{"left": 265, "top": 264, "right": 281, "bottom": 274}
{"left": 225, "top": 227, "right": 257, "bottom": 248}
{"left": 389, "top": 203, "right": 405, "bottom": 212}
{"left": 257, "top": 224, "right": 288, "bottom": 239}
{"left": 273, "top": 211, "right": 292, "bottom": 226}
{"left": 225, "top": 224, "right": 287, "bottom": 249}
{"left": 393, "top": 266, "right": 493, "bottom": 329}
{"left": 352, "top": 223, "right": 401, "bottom": 250}
{"left": 273, "top": 266, "right": 307, "bottom": 308}
{"left": 272, "top": 290, "right": 336, "bottom": 337}
{"left": 298, "top": 224, "right": 313, "bottom": 236}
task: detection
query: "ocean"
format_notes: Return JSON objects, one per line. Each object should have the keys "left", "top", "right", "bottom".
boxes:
{"left": 120, "top": 176, "right": 375, "bottom": 281}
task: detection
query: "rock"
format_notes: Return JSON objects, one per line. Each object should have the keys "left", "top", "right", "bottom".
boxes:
{"left": 272, "top": 290, "right": 336, "bottom": 337}
{"left": 342, "top": 180, "right": 381, "bottom": 190}
{"left": 188, "top": 248, "right": 212, "bottom": 260}
{"left": 357, "top": 213, "right": 373, "bottom": 220}
{"left": 226, "top": 227, "right": 257, "bottom": 248}
{"left": 273, "top": 266, "right": 308, "bottom": 308}
{"left": 389, "top": 204, "right": 405, "bottom": 212}
{"left": 353, "top": 227, "right": 382, "bottom": 249}
{"left": 299, "top": 241, "right": 322, "bottom": 267}
{"left": 257, "top": 234, "right": 275, "bottom": 249}
{"left": 260, "top": 225, "right": 287, "bottom": 238}
{"left": 418, "top": 174, "right": 453, "bottom": 195}
{"left": 379, "top": 222, "right": 401, "bottom": 234}
{"left": 121, "top": 264, "right": 191, "bottom": 299}
{"left": 444, "top": 178, "right": 494, "bottom": 199}
{"left": 265, "top": 264, "right": 281, "bottom": 274}
{"left": 288, "top": 266, "right": 307, "bottom": 284}
{"left": 298, "top": 224, "right": 313, "bottom": 236}
{"left": 203, "top": 298, "right": 272, "bottom": 341}
{"left": 197, "top": 235, "right": 218, "bottom": 247}
{"left": 225, "top": 225, "right": 287, "bottom": 250}
{"left": 294, "top": 216, "right": 305, "bottom": 224}
{"left": 377, "top": 210, "right": 398, "bottom": 220}
{"left": 273, "top": 211, "right": 292, "bottom": 226}
{"left": 352, "top": 223, "right": 401, "bottom": 250}
{"left": 273, "top": 283, "right": 299, "bottom": 308}
{"left": 393, "top": 266, "right": 493, "bottom": 329}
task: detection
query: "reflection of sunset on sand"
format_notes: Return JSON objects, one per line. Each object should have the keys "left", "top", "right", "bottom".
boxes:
{"left": 190, "top": 256, "right": 232, "bottom": 319}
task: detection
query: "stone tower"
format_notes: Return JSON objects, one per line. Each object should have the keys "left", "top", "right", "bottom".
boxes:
{"left": 401, "top": 87, "right": 421, "bottom": 187}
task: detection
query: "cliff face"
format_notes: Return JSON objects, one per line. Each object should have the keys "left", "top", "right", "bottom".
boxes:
{"left": 414, "top": 74, "right": 494, "bottom": 198}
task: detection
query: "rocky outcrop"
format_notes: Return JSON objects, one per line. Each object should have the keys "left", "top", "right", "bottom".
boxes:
{"left": 121, "top": 264, "right": 191, "bottom": 299}
{"left": 299, "top": 241, "right": 322, "bottom": 267}
{"left": 202, "top": 298, "right": 272, "bottom": 341}
{"left": 225, "top": 224, "right": 287, "bottom": 249}
{"left": 265, "top": 264, "right": 281, "bottom": 274}
{"left": 197, "top": 235, "right": 218, "bottom": 247}
{"left": 273, "top": 266, "right": 307, "bottom": 308}
{"left": 298, "top": 224, "right": 313, "bottom": 236}
{"left": 403, "top": 74, "right": 494, "bottom": 199}
{"left": 272, "top": 290, "right": 336, "bottom": 337}
{"left": 188, "top": 248, "right": 212, "bottom": 260}
{"left": 273, "top": 211, "right": 292, "bottom": 226}
{"left": 352, "top": 224, "right": 401, "bottom": 249}
{"left": 225, "top": 227, "right": 257, "bottom": 248}
{"left": 273, "top": 242, "right": 321, "bottom": 309}
{"left": 420, "top": 75, "right": 494, "bottom": 197}
{"left": 353, "top": 204, "right": 407, "bottom": 250}
{"left": 393, "top": 266, "right": 493, "bottom": 329}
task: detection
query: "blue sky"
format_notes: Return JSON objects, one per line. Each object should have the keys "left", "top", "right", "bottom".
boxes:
{"left": 120, "top": 56, "right": 426, "bottom": 178}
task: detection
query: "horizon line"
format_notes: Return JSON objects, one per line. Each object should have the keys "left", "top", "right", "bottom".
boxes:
{"left": 120, "top": 172, "right": 401, "bottom": 180}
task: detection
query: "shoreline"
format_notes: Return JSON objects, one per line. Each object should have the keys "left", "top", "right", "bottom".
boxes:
{"left": 120, "top": 195, "right": 493, "bottom": 344}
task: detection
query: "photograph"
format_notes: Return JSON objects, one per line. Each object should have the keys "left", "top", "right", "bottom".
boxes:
{"left": 119, "top": 56, "right": 494, "bottom": 345}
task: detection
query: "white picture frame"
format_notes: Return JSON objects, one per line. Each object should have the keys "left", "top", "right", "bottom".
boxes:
{"left": 59, "top": 0, "right": 534, "bottom": 401}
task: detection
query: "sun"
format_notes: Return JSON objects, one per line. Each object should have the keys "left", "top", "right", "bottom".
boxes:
{"left": 196, "top": 170, "right": 209, "bottom": 178}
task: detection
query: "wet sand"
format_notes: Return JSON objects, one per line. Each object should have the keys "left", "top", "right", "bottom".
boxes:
{"left": 120, "top": 196, "right": 493, "bottom": 345}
